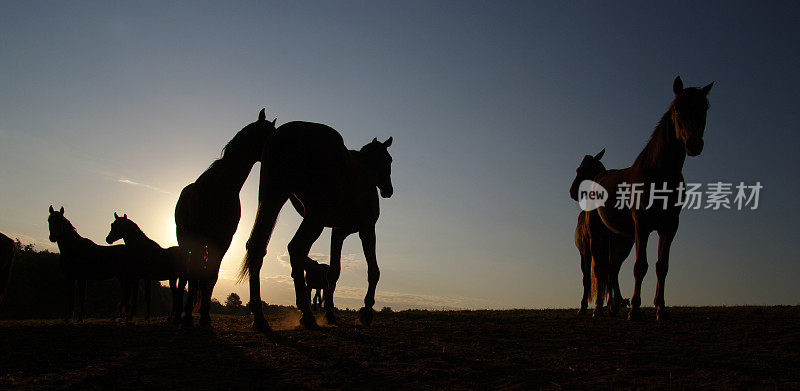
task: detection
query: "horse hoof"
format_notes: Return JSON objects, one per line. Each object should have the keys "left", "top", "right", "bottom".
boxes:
{"left": 357, "top": 307, "right": 375, "bottom": 326}
{"left": 325, "top": 311, "right": 337, "bottom": 325}
{"left": 656, "top": 307, "right": 670, "bottom": 321}
{"left": 592, "top": 307, "right": 605, "bottom": 318}
{"left": 628, "top": 308, "right": 643, "bottom": 321}
{"left": 252, "top": 319, "right": 271, "bottom": 333}
{"left": 181, "top": 317, "right": 194, "bottom": 328}
{"left": 300, "top": 314, "right": 320, "bottom": 330}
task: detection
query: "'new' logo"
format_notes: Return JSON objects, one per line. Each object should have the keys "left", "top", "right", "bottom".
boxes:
{"left": 578, "top": 180, "right": 608, "bottom": 211}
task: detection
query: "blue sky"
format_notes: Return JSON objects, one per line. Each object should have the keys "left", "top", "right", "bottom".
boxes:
{"left": 0, "top": 1, "right": 798, "bottom": 309}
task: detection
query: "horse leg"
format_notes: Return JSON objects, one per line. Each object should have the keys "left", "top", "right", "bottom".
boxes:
{"left": 655, "top": 223, "right": 677, "bottom": 321}
{"left": 325, "top": 228, "right": 350, "bottom": 324}
{"left": 288, "top": 220, "right": 324, "bottom": 329}
{"left": 182, "top": 279, "right": 198, "bottom": 327}
{"left": 65, "top": 279, "right": 74, "bottom": 322}
{"left": 307, "top": 286, "right": 314, "bottom": 311}
{"left": 589, "top": 235, "right": 609, "bottom": 318}
{"left": 144, "top": 280, "right": 152, "bottom": 321}
{"left": 77, "top": 279, "right": 87, "bottom": 322}
{"left": 198, "top": 277, "right": 218, "bottom": 327}
{"left": 244, "top": 193, "right": 286, "bottom": 332}
{"left": 127, "top": 280, "right": 138, "bottom": 323}
{"left": 629, "top": 225, "right": 650, "bottom": 321}
{"left": 174, "top": 277, "right": 187, "bottom": 324}
{"left": 168, "top": 278, "right": 178, "bottom": 322}
{"left": 579, "top": 250, "right": 590, "bottom": 315}
{"left": 358, "top": 226, "right": 380, "bottom": 326}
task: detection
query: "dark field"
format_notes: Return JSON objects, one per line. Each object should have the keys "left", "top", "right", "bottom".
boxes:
{"left": 1, "top": 306, "right": 798, "bottom": 390}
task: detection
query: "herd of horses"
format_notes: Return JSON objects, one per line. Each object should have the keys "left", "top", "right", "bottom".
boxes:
{"left": 0, "top": 76, "right": 712, "bottom": 328}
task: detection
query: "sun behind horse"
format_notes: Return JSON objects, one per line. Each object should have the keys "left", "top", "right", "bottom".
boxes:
{"left": 593, "top": 76, "right": 713, "bottom": 321}
{"left": 174, "top": 109, "right": 275, "bottom": 327}
{"left": 241, "top": 121, "right": 394, "bottom": 331}
{"left": 106, "top": 213, "right": 189, "bottom": 321}
{"left": 569, "top": 148, "right": 633, "bottom": 316}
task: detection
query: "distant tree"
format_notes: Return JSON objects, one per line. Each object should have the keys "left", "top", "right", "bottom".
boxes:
{"left": 380, "top": 306, "right": 394, "bottom": 314}
{"left": 225, "top": 292, "right": 242, "bottom": 309}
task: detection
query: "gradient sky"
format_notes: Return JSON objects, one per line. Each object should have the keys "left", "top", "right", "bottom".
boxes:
{"left": 1, "top": 2, "right": 798, "bottom": 309}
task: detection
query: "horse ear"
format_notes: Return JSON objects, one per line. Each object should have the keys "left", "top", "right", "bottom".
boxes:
{"left": 384, "top": 137, "right": 393, "bottom": 147}
{"left": 701, "top": 81, "right": 714, "bottom": 95}
{"left": 114, "top": 212, "right": 119, "bottom": 219}
{"left": 372, "top": 137, "right": 378, "bottom": 144}
{"left": 594, "top": 148, "right": 605, "bottom": 161}
{"left": 272, "top": 118, "right": 277, "bottom": 126}
{"left": 258, "top": 108, "right": 266, "bottom": 122}
{"left": 123, "top": 214, "right": 127, "bottom": 219}
{"left": 673, "top": 76, "right": 683, "bottom": 95}
{"left": 59, "top": 206, "right": 64, "bottom": 214}
{"left": 49, "top": 205, "right": 54, "bottom": 213}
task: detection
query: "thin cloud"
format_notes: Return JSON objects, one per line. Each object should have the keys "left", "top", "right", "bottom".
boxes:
{"left": 117, "top": 178, "right": 174, "bottom": 195}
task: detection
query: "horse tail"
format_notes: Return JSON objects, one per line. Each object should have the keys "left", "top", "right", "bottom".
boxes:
{"left": 238, "top": 128, "right": 276, "bottom": 283}
{"left": 589, "top": 255, "right": 606, "bottom": 304}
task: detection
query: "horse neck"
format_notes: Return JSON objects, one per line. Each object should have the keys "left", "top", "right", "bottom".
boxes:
{"left": 632, "top": 110, "right": 686, "bottom": 174}
{"left": 57, "top": 228, "right": 88, "bottom": 253}
{"left": 199, "top": 157, "right": 256, "bottom": 190}
{"left": 123, "top": 224, "right": 155, "bottom": 248}
{"left": 350, "top": 150, "right": 377, "bottom": 190}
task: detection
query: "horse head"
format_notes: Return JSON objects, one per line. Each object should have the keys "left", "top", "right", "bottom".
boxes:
{"left": 359, "top": 137, "right": 394, "bottom": 198}
{"left": 47, "top": 205, "right": 72, "bottom": 243}
{"left": 569, "top": 148, "right": 606, "bottom": 201}
{"left": 222, "top": 108, "right": 277, "bottom": 164}
{"left": 670, "top": 76, "right": 713, "bottom": 157}
{"left": 105, "top": 212, "right": 131, "bottom": 244}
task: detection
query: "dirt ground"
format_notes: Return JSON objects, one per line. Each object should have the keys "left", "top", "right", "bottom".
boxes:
{"left": 1, "top": 306, "right": 798, "bottom": 390}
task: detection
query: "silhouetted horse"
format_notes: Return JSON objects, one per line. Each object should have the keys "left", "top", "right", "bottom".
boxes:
{"left": 241, "top": 121, "right": 394, "bottom": 331}
{"left": 304, "top": 257, "right": 329, "bottom": 311}
{"left": 0, "top": 232, "right": 15, "bottom": 303}
{"left": 570, "top": 149, "right": 633, "bottom": 316}
{"left": 106, "top": 213, "right": 188, "bottom": 321}
{"left": 593, "top": 76, "right": 713, "bottom": 320}
{"left": 175, "top": 109, "right": 276, "bottom": 327}
{"left": 47, "top": 206, "right": 136, "bottom": 321}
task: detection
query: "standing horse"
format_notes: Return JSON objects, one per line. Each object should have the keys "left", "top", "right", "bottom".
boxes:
{"left": 304, "top": 257, "right": 329, "bottom": 311}
{"left": 175, "top": 109, "right": 275, "bottom": 327}
{"left": 594, "top": 76, "right": 712, "bottom": 320}
{"left": 241, "top": 121, "right": 394, "bottom": 331}
{"left": 0, "top": 232, "right": 15, "bottom": 303}
{"left": 47, "top": 206, "right": 137, "bottom": 321}
{"left": 106, "top": 213, "right": 188, "bottom": 321}
{"left": 570, "top": 149, "right": 633, "bottom": 316}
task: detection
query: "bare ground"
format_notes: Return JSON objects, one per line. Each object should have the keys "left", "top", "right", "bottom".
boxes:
{"left": 1, "top": 306, "right": 798, "bottom": 390}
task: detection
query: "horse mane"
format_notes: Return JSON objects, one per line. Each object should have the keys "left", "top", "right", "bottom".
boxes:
{"left": 633, "top": 104, "right": 674, "bottom": 169}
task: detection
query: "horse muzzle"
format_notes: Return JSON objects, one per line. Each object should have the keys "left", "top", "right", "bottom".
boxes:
{"left": 685, "top": 138, "right": 704, "bottom": 157}
{"left": 379, "top": 186, "right": 393, "bottom": 198}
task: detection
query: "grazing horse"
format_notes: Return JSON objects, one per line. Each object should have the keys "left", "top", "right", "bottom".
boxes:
{"left": 594, "top": 76, "right": 713, "bottom": 321}
{"left": 0, "top": 232, "right": 15, "bottom": 303}
{"left": 106, "top": 213, "right": 188, "bottom": 321}
{"left": 175, "top": 109, "right": 276, "bottom": 327}
{"left": 47, "top": 206, "right": 136, "bottom": 321}
{"left": 570, "top": 149, "right": 633, "bottom": 316}
{"left": 304, "top": 257, "right": 329, "bottom": 311}
{"left": 241, "top": 121, "right": 394, "bottom": 331}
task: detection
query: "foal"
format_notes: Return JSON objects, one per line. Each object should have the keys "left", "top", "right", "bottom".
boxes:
{"left": 570, "top": 149, "right": 633, "bottom": 316}
{"left": 48, "top": 206, "right": 136, "bottom": 321}
{"left": 106, "top": 213, "right": 188, "bottom": 321}
{"left": 304, "top": 257, "right": 329, "bottom": 311}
